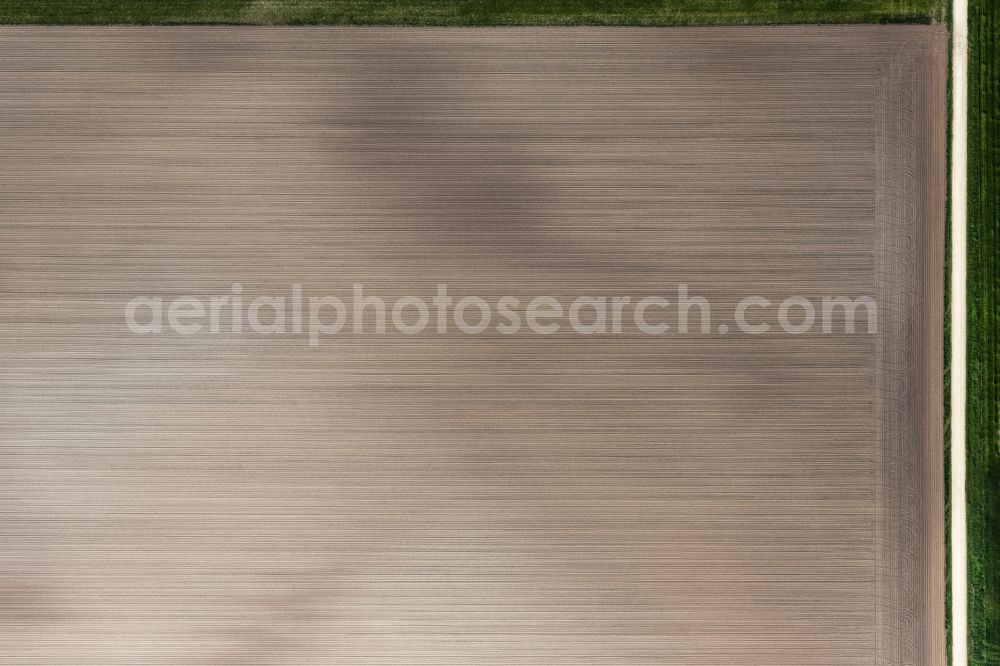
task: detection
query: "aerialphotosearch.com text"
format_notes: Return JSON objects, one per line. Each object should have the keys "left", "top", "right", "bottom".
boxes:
{"left": 124, "top": 283, "right": 878, "bottom": 346}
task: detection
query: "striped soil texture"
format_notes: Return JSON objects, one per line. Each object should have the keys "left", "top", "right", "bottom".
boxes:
{"left": 0, "top": 27, "right": 946, "bottom": 665}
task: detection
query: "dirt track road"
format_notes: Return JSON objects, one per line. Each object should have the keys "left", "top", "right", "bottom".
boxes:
{"left": 0, "top": 27, "right": 946, "bottom": 664}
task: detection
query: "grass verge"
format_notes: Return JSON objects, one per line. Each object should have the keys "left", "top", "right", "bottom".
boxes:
{"left": 0, "top": 0, "right": 944, "bottom": 26}
{"left": 968, "top": 1, "right": 1000, "bottom": 664}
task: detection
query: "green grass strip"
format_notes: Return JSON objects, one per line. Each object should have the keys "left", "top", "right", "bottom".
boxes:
{"left": 968, "top": 1, "right": 1000, "bottom": 664}
{"left": 0, "top": 0, "right": 943, "bottom": 26}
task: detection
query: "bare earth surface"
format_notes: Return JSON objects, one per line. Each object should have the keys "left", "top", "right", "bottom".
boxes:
{"left": 0, "top": 27, "right": 945, "bottom": 665}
